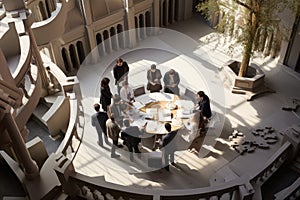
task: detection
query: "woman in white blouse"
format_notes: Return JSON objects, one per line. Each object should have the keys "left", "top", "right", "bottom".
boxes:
{"left": 120, "top": 81, "right": 134, "bottom": 104}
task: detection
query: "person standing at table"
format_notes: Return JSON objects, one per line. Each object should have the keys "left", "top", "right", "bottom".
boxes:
{"left": 113, "top": 58, "right": 129, "bottom": 95}
{"left": 163, "top": 69, "right": 180, "bottom": 95}
{"left": 162, "top": 123, "right": 178, "bottom": 171}
{"left": 147, "top": 64, "right": 162, "bottom": 93}
{"left": 109, "top": 94, "right": 126, "bottom": 127}
{"left": 91, "top": 103, "right": 109, "bottom": 146}
{"left": 120, "top": 81, "right": 134, "bottom": 104}
{"left": 100, "top": 77, "right": 113, "bottom": 112}
{"left": 196, "top": 91, "right": 212, "bottom": 131}
{"left": 106, "top": 114, "right": 122, "bottom": 158}
{"left": 121, "top": 119, "right": 142, "bottom": 162}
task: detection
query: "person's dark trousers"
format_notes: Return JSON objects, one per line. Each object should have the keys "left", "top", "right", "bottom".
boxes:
{"left": 97, "top": 130, "right": 104, "bottom": 146}
{"left": 111, "top": 140, "right": 119, "bottom": 157}
{"left": 116, "top": 85, "right": 121, "bottom": 95}
{"left": 126, "top": 143, "right": 141, "bottom": 161}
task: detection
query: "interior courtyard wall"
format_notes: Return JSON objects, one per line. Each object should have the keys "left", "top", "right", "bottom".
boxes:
{"left": 25, "top": 0, "right": 193, "bottom": 75}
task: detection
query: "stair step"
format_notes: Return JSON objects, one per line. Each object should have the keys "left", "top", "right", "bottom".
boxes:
{"left": 55, "top": 192, "right": 69, "bottom": 200}
{"left": 291, "top": 162, "right": 300, "bottom": 174}
{"left": 33, "top": 103, "right": 50, "bottom": 120}
{"left": 3, "top": 197, "right": 27, "bottom": 200}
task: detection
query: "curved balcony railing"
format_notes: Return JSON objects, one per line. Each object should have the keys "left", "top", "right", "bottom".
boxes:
{"left": 53, "top": 140, "right": 295, "bottom": 200}
{"left": 31, "top": 2, "right": 68, "bottom": 46}
{"left": 13, "top": 27, "right": 32, "bottom": 85}
{"left": 249, "top": 142, "right": 292, "bottom": 185}
{"left": 15, "top": 64, "right": 41, "bottom": 138}
{"left": 53, "top": 76, "right": 83, "bottom": 162}
{"left": 54, "top": 156, "right": 254, "bottom": 200}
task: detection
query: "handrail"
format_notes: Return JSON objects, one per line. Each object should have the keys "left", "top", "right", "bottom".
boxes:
{"left": 54, "top": 142, "right": 295, "bottom": 199}
{"left": 249, "top": 142, "right": 292, "bottom": 184}
{"left": 15, "top": 64, "right": 42, "bottom": 132}
{"left": 55, "top": 79, "right": 84, "bottom": 162}
{"left": 274, "top": 177, "right": 300, "bottom": 200}
{"left": 13, "top": 29, "right": 32, "bottom": 85}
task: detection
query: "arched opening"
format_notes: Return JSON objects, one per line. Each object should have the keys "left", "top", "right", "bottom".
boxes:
{"left": 96, "top": 33, "right": 104, "bottom": 56}
{"left": 39, "top": 1, "right": 47, "bottom": 20}
{"left": 135, "top": 16, "right": 139, "bottom": 41}
{"left": 174, "top": 0, "right": 179, "bottom": 21}
{"left": 145, "top": 11, "right": 151, "bottom": 36}
{"left": 45, "top": 0, "right": 51, "bottom": 18}
{"left": 139, "top": 14, "right": 144, "bottom": 39}
{"left": 76, "top": 41, "right": 85, "bottom": 64}
{"left": 117, "top": 24, "right": 125, "bottom": 49}
{"left": 69, "top": 44, "right": 79, "bottom": 69}
{"left": 168, "top": 0, "right": 174, "bottom": 24}
{"left": 61, "top": 48, "right": 70, "bottom": 73}
{"left": 103, "top": 30, "right": 111, "bottom": 54}
{"left": 162, "top": 1, "right": 167, "bottom": 27}
{"left": 110, "top": 27, "right": 118, "bottom": 51}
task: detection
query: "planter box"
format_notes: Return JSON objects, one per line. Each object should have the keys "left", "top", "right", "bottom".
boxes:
{"left": 223, "top": 60, "right": 265, "bottom": 91}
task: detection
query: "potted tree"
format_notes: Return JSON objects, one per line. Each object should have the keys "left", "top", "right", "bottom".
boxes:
{"left": 196, "top": 0, "right": 300, "bottom": 98}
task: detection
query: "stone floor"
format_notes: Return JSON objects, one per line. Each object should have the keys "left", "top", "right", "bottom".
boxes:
{"left": 74, "top": 13, "right": 300, "bottom": 192}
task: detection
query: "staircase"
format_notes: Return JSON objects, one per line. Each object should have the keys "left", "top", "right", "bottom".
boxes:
{"left": 32, "top": 98, "right": 53, "bottom": 129}
{"left": 291, "top": 155, "right": 300, "bottom": 174}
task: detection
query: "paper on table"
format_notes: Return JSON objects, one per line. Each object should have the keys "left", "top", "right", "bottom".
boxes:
{"left": 146, "top": 121, "right": 165, "bottom": 133}
{"left": 174, "top": 100, "right": 194, "bottom": 110}
{"left": 137, "top": 95, "right": 155, "bottom": 105}
{"left": 146, "top": 121, "right": 159, "bottom": 132}
{"left": 146, "top": 108, "right": 158, "bottom": 115}
{"left": 158, "top": 109, "right": 172, "bottom": 121}
{"left": 176, "top": 109, "right": 193, "bottom": 118}
{"left": 133, "top": 101, "right": 144, "bottom": 109}
{"left": 132, "top": 118, "right": 147, "bottom": 127}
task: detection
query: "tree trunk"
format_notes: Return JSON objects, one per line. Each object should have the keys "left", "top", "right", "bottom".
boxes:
{"left": 238, "top": 9, "right": 258, "bottom": 77}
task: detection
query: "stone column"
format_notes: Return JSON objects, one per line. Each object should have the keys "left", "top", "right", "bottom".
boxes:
{"left": 124, "top": 0, "right": 137, "bottom": 48}
{"left": 28, "top": 28, "right": 49, "bottom": 95}
{"left": 183, "top": 0, "right": 193, "bottom": 20}
{"left": 4, "top": 113, "right": 39, "bottom": 180}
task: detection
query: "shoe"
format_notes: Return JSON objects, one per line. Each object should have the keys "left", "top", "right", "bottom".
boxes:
{"left": 171, "top": 162, "right": 175, "bottom": 166}
{"left": 111, "top": 154, "right": 121, "bottom": 158}
{"left": 117, "top": 144, "right": 123, "bottom": 148}
{"left": 164, "top": 166, "right": 170, "bottom": 171}
{"left": 97, "top": 141, "right": 103, "bottom": 146}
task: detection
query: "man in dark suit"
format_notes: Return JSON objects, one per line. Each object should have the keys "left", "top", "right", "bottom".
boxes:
{"left": 91, "top": 103, "right": 109, "bottom": 146}
{"left": 121, "top": 119, "right": 142, "bottom": 161}
{"left": 162, "top": 123, "right": 178, "bottom": 171}
{"left": 197, "top": 91, "right": 212, "bottom": 119}
{"left": 113, "top": 58, "right": 129, "bottom": 95}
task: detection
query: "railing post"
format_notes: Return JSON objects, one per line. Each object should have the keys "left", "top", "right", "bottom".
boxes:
{"left": 54, "top": 154, "right": 80, "bottom": 198}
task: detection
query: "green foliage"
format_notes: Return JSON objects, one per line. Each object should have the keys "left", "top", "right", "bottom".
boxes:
{"left": 196, "top": 0, "right": 299, "bottom": 54}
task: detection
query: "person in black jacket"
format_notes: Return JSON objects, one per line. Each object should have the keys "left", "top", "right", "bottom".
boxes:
{"left": 121, "top": 119, "right": 142, "bottom": 161}
{"left": 162, "top": 123, "right": 178, "bottom": 171}
{"left": 91, "top": 103, "right": 109, "bottom": 146}
{"left": 113, "top": 58, "right": 129, "bottom": 95}
{"left": 99, "top": 77, "right": 112, "bottom": 112}
{"left": 197, "top": 91, "right": 212, "bottom": 119}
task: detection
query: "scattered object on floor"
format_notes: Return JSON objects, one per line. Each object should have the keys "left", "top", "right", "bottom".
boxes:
{"left": 282, "top": 98, "right": 300, "bottom": 111}
{"left": 229, "top": 127, "right": 278, "bottom": 155}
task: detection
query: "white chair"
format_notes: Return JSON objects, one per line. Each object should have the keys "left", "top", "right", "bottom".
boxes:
{"left": 133, "top": 85, "right": 145, "bottom": 97}
{"left": 183, "top": 87, "right": 198, "bottom": 103}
